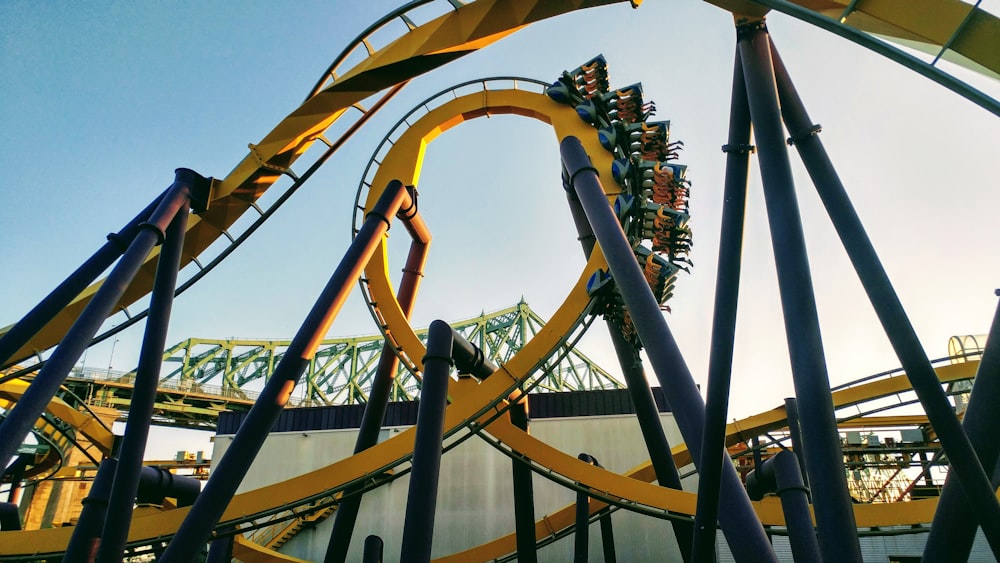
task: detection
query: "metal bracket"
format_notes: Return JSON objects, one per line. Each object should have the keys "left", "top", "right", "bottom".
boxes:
{"left": 247, "top": 143, "right": 299, "bottom": 181}
{"left": 722, "top": 143, "right": 756, "bottom": 154}
{"left": 786, "top": 124, "right": 822, "bottom": 145}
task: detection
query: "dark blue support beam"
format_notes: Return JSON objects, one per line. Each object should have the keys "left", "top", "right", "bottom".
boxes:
{"left": 363, "top": 535, "right": 384, "bottom": 563}
{"left": 325, "top": 213, "right": 429, "bottom": 563}
{"left": 95, "top": 195, "right": 190, "bottom": 563}
{"left": 0, "top": 170, "right": 199, "bottom": 474}
{"left": 64, "top": 459, "right": 117, "bottom": 562}
{"left": 205, "top": 526, "right": 235, "bottom": 563}
{"left": 746, "top": 451, "right": 821, "bottom": 563}
{"left": 783, "top": 398, "right": 808, "bottom": 487}
{"left": 574, "top": 453, "right": 594, "bottom": 563}
{"left": 599, "top": 508, "right": 617, "bottom": 563}
{"left": 160, "top": 180, "right": 416, "bottom": 562}
{"left": 923, "top": 292, "right": 1000, "bottom": 561}
{"left": 564, "top": 176, "right": 692, "bottom": 562}
{"left": 561, "top": 135, "right": 777, "bottom": 563}
{"left": 399, "top": 320, "right": 455, "bottom": 563}
{"left": 737, "top": 22, "right": 861, "bottom": 562}
{"left": 509, "top": 398, "right": 538, "bottom": 563}
{"left": 691, "top": 46, "right": 753, "bottom": 563}
{"left": 0, "top": 189, "right": 167, "bottom": 369}
{"left": 767, "top": 34, "right": 1000, "bottom": 558}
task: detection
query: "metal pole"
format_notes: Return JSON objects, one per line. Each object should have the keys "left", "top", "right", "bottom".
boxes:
{"left": 737, "top": 22, "right": 861, "bottom": 561}
{"left": 205, "top": 527, "right": 235, "bottom": 563}
{"left": 64, "top": 459, "right": 118, "bottom": 562}
{"left": 0, "top": 189, "right": 167, "bottom": 369}
{"left": 564, "top": 177, "right": 693, "bottom": 562}
{"left": 768, "top": 36, "right": 1000, "bottom": 557}
{"left": 561, "top": 135, "right": 777, "bottom": 563}
{"left": 363, "top": 535, "right": 384, "bottom": 563}
{"left": 510, "top": 397, "right": 538, "bottom": 563}
{"left": 325, "top": 212, "right": 430, "bottom": 563}
{"left": 0, "top": 170, "right": 198, "bottom": 471}
{"left": 399, "top": 320, "right": 454, "bottom": 563}
{"left": 747, "top": 451, "right": 822, "bottom": 563}
{"left": 783, "top": 398, "right": 808, "bottom": 487}
{"left": 574, "top": 453, "right": 593, "bottom": 563}
{"left": 923, "top": 291, "right": 1000, "bottom": 561}
{"left": 160, "top": 180, "right": 415, "bottom": 562}
{"left": 692, "top": 46, "right": 753, "bottom": 563}
{"left": 599, "top": 508, "right": 617, "bottom": 563}
{"left": 96, "top": 196, "right": 190, "bottom": 563}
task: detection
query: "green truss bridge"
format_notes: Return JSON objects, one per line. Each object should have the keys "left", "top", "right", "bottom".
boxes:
{"left": 61, "top": 301, "right": 622, "bottom": 429}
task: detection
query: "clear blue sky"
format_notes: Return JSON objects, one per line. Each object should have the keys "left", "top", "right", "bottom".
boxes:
{"left": 2, "top": 1, "right": 998, "bottom": 457}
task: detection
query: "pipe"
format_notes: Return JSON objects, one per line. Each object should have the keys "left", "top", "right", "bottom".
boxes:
{"left": 206, "top": 526, "right": 235, "bottom": 563}
{"left": 0, "top": 189, "right": 168, "bottom": 369}
{"left": 768, "top": 34, "right": 1000, "bottom": 557}
{"left": 783, "top": 398, "right": 808, "bottom": 487}
{"left": 363, "top": 535, "right": 384, "bottom": 563}
{"left": 509, "top": 397, "right": 538, "bottom": 563}
{"left": 96, "top": 197, "right": 190, "bottom": 563}
{"left": 0, "top": 169, "right": 198, "bottom": 477}
{"left": 923, "top": 291, "right": 1000, "bottom": 561}
{"left": 737, "top": 23, "right": 861, "bottom": 561}
{"left": 0, "top": 502, "right": 20, "bottom": 531}
{"left": 160, "top": 180, "right": 415, "bottom": 562}
{"left": 325, "top": 196, "right": 430, "bottom": 563}
{"left": 64, "top": 459, "right": 117, "bottom": 562}
{"left": 692, "top": 46, "right": 753, "bottom": 563}
{"left": 746, "top": 451, "right": 822, "bottom": 563}
{"left": 399, "top": 320, "right": 456, "bottom": 563}
{"left": 574, "top": 453, "right": 593, "bottom": 563}
{"left": 564, "top": 175, "right": 692, "bottom": 562}
{"left": 561, "top": 135, "right": 776, "bottom": 563}
{"left": 136, "top": 466, "right": 201, "bottom": 507}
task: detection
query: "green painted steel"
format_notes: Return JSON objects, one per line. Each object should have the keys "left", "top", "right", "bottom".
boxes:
{"left": 159, "top": 300, "right": 622, "bottom": 405}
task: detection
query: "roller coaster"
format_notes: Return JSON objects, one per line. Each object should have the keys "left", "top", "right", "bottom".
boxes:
{"left": 1, "top": 0, "right": 998, "bottom": 561}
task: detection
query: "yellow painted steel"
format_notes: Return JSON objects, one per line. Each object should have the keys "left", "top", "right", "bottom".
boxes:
{"left": 0, "top": 380, "right": 114, "bottom": 478}
{"left": 3, "top": 0, "right": 999, "bottom": 559}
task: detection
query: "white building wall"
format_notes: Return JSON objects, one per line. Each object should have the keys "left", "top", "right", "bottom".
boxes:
{"left": 212, "top": 414, "right": 994, "bottom": 562}
{"left": 213, "top": 412, "right": 693, "bottom": 561}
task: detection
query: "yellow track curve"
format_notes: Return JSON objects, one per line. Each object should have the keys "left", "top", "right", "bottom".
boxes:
{"left": 2, "top": 0, "right": 998, "bottom": 559}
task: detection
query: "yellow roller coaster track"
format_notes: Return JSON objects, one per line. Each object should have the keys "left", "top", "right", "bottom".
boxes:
{"left": 1, "top": 0, "right": 997, "bottom": 560}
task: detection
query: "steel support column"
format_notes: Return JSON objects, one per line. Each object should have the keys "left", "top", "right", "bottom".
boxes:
{"left": 96, "top": 195, "right": 190, "bottom": 563}
{"left": 0, "top": 170, "right": 198, "bottom": 471}
{"left": 564, "top": 179, "right": 692, "bottom": 562}
{"left": 510, "top": 398, "right": 538, "bottom": 563}
{"left": 64, "top": 459, "right": 118, "bottom": 562}
{"left": 747, "top": 451, "right": 821, "bottom": 563}
{"left": 924, "top": 292, "right": 1000, "bottom": 561}
{"left": 574, "top": 453, "right": 594, "bottom": 563}
{"left": 0, "top": 189, "right": 167, "bottom": 369}
{"left": 325, "top": 205, "right": 430, "bottom": 563}
{"left": 767, "top": 35, "right": 1000, "bottom": 557}
{"left": 363, "top": 535, "right": 384, "bottom": 563}
{"left": 561, "top": 135, "right": 777, "bottom": 563}
{"left": 738, "top": 22, "right": 861, "bottom": 561}
{"left": 783, "top": 398, "right": 808, "bottom": 487}
{"left": 692, "top": 46, "right": 753, "bottom": 563}
{"left": 160, "top": 180, "right": 416, "bottom": 562}
{"left": 399, "top": 320, "right": 454, "bottom": 563}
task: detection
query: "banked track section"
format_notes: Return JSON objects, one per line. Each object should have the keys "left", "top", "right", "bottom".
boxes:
{"left": 1, "top": 0, "right": 998, "bottom": 559}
